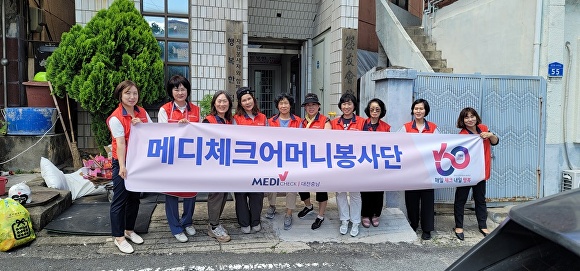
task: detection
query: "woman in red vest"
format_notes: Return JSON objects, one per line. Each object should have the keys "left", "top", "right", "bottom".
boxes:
{"left": 453, "top": 107, "right": 499, "bottom": 240}
{"left": 265, "top": 93, "right": 302, "bottom": 230}
{"left": 233, "top": 87, "right": 267, "bottom": 234}
{"left": 201, "top": 90, "right": 233, "bottom": 243}
{"left": 330, "top": 92, "right": 365, "bottom": 237}
{"left": 297, "top": 93, "right": 331, "bottom": 230}
{"left": 360, "top": 98, "right": 391, "bottom": 228}
{"left": 107, "top": 80, "right": 151, "bottom": 254}
{"left": 157, "top": 75, "right": 200, "bottom": 243}
{"left": 398, "top": 98, "right": 439, "bottom": 240}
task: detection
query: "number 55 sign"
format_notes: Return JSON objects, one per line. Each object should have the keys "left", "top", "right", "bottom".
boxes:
{"left": 548, "top": 62, "right": 564, "bottom": 77}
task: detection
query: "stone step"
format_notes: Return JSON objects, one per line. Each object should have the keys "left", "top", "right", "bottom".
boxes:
{"left": 404, "top": 26, "right": 424, "bottom": 36}
{"left": 423, "top": 50, "right": 442, "bottom": 60}
{"left": 415, "top": 42, "right": 437, "bottom": 52}
{"left": 22, "top": 177, "right": 73, "bottom": 231}
{"left": 428, "top": 59, "right": 447, "bottom": 68}
{"left": 409, "top": 34, "right": 427, "bottom": 44}
{"left": 435, "top": 67, "right": 454, "bottom": 73}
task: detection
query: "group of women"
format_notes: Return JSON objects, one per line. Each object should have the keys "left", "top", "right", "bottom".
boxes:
{"left": 106, "top": 76, "right": 498, "bottom": 254}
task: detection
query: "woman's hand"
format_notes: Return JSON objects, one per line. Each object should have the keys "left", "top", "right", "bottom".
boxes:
{"left": 131, "top": 117, "right": 142, "bottom": 126}
{"left": 119, "top": 165, "right": 127, "bottom": 179}
{"left": 480, "top": 132, "right": 494, "bottom": 139}
{"left": 178, "top": 118, "right": 190, "bottom": 124}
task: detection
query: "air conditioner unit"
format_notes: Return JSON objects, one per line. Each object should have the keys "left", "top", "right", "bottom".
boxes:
{"left": 561, "top": 170, "right": 580, "bottom": 191}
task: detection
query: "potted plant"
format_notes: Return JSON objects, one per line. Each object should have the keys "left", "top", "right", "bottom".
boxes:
{"left": 46, "top": 0, "right": 165, "bottom": 150}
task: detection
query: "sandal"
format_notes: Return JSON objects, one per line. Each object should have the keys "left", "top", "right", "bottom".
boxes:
{"left": 371, "top": 216, "right": 380, "bottom": 227}
{"left": 362, "top": 217, "right": 371, "bottom": 228}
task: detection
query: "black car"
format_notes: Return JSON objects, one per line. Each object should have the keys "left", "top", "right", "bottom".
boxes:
{"left": 447, "top": 188, "right": 580, "bottom": 270}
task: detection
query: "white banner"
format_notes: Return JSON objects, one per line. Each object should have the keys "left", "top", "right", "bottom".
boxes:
{"left": 125, "top": 123, "right": 485, "bottom": 192}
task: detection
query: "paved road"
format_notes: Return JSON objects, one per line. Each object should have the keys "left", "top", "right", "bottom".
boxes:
{"left": 1, "top": 190, "right": 505, "bottom": 271}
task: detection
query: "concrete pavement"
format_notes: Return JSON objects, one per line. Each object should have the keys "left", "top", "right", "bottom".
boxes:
{"left": 3, "top": 174, "right": 510, "bottom": 255}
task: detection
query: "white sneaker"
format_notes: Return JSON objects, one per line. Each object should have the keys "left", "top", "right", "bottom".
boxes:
{"left": 114, "top": 238, "right": 134, "bottom": 254}
{"left": 124, "top": 232, "right": 143, "bottom": 244}
{"left": 252, "top": 224, "right": 262, "bottom": 232}
{"left": 217, "top": 224, "right": 229, "bottom": 234}
{"left": 208, "top": 224, "right": 231, "bottom": 242}
{"left": 340, "top": 220, "right": 349, "bottom": 235}
{"left": 174, "top": 232, "right": 188, "bottom": 242}
{"left": 350, "top": 223, "right": 360, "bottom": 237}
{"left": 241, "top": 226, "right": 251, "bottom": 234}
{"left": 185, "top": 226, "right": 196, "bottom": 236}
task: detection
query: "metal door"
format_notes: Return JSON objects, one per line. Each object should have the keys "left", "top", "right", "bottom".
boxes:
{"left": 413, "top": 73, "right": 546, "bottom": 203}
{"left": 251, "top": 67, "right": 280, "bottom": 117}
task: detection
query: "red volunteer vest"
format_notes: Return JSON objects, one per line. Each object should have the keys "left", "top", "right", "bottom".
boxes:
{"left": 107, "top": 103, "right": 149, "bottom": 160}
{"left": 268, "top": 114, "right": 302, "bottom": 128}
{"left": 403, "top": 120, "right": 438, "bottom": 134}
{"left": 460, "top": 124, "right": 493, "bottom": 181}
{"left": 204, "top": 114, "right": 232, "bottom": 124}
{"left": 161, "top": 101, "right": 200, "bottom": 123}
{"left": 301, "top": 113, "right": 329, "bottom": 129}
{"left": 160, "top": 101, "right": 200, "bottom": 197}
{"left": 330, "top": 115, "right": 365, "bottom": 131}
{"left": 233, "top": 112, "right": 267, "bottom": 126}
{"left": 362, "top": 119, "right": 391, "bottom": 132}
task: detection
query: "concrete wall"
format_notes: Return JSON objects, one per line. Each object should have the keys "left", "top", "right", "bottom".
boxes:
{"left": 426, "top": 0, "right": 580, "bottom": 196}
{"left": 0, "top": 134, "right": 69, "bottom": 172}
{"left": 376, "top": 1, "right": 432, "bottom": 71}
{"left": 429, "top": 0, "right": 536, "bottom": 75}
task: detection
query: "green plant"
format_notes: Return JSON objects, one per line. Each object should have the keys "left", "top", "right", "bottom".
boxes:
{"left": 0, "top": 119, "right": 7, "bottom": 136}
{"left": 199, "top": 94, "right": 213, "bottom": 118}
{"left": 46, "top": 0, "right": 165, "bottom": 149}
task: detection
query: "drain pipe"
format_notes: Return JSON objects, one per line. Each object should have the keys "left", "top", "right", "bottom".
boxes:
{"left": 1, "top": 0, "right": 8, "bottom": 108}
{"left": 532, "top": 0, "right": 543, "bottom": 76}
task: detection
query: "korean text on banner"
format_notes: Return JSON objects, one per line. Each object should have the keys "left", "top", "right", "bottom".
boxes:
{"left": 125, "top": 123, "right": 485, "bottom": 193}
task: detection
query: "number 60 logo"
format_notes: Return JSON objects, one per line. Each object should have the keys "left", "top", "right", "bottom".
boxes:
{"left": 432, "top": 143, "right": 470, "bottom": 176}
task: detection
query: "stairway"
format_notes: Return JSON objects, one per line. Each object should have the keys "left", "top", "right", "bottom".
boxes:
{"left": 405, "top": 26, "right": 453, "bottom": 73}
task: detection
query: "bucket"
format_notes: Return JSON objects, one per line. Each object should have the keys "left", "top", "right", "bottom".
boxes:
{"left": 4, "top": 107, "right": 57, "bottom": 135}
{"left": 0, "top": 177, "right": 7, "bottom": 196}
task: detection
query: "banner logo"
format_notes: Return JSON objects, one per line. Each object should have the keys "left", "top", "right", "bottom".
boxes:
{"left": 432, "top": 143, "right": 470, "bottom": 176}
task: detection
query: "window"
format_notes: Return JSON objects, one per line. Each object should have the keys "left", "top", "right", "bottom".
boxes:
{"left": 142, "top": 0, "right": 190, "bottom": 81}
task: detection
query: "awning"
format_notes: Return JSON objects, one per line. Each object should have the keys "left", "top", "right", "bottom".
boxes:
{"left": 357, "top": 49, "right": 378, "bottom": 78}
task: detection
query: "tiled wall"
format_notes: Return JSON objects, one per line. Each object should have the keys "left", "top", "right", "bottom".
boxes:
{"left": 190, "top": 0, "right": 248, "bottom": 103}
{"left": 248, "top": 0, "right": 317, "bottom": 40}
{"left": 74, "top": 0, "right": 359, "bottom": 150}
{"left": 312, "top": 0, "right": 359, "bottom": 107}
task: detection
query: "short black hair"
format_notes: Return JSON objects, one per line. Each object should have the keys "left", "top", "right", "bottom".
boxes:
{"left": 274, "top": 93, "right": 294, "bottom": 110}
{"left": 338, "top": 92, "right": 358, "bottom": 112}
{"left": 411, "top": 98, "right": 430, "bottom": 116}
{"left": 364, "top": 98, "right": 386, "bottom": 119}
{"left": 166, "top": 75, "right": 191, "bottom": 101}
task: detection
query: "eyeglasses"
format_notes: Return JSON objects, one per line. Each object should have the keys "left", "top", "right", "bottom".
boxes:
{"left": 369, "top": 107, "right": 381, "bottom": 112}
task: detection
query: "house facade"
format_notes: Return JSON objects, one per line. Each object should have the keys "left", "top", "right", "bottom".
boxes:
{"left": 377, "top": 0, "right": 580, "bottom": 197}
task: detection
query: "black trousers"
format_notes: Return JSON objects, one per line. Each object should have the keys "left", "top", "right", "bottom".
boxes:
{"left": 361, "top": 191, "right": 384, "bottom": 217}
{"left": 299, "top": 192, "right": 328, "bottom": 202}
{"left": 234, "top": 192, "right": 264, "bottom": 227}
{"left": 405, "top": 189, "right": 434, "bottom": 232}
{"left": 110, "top": 159, "right": 140, "bottom": 237}
{"left": 454, "top": 181, "right": 487, "bottom": 229}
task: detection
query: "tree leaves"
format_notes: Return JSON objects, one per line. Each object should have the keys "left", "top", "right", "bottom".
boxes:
{"left": 46, "top": 0, "right": 164, "bottom": 149}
